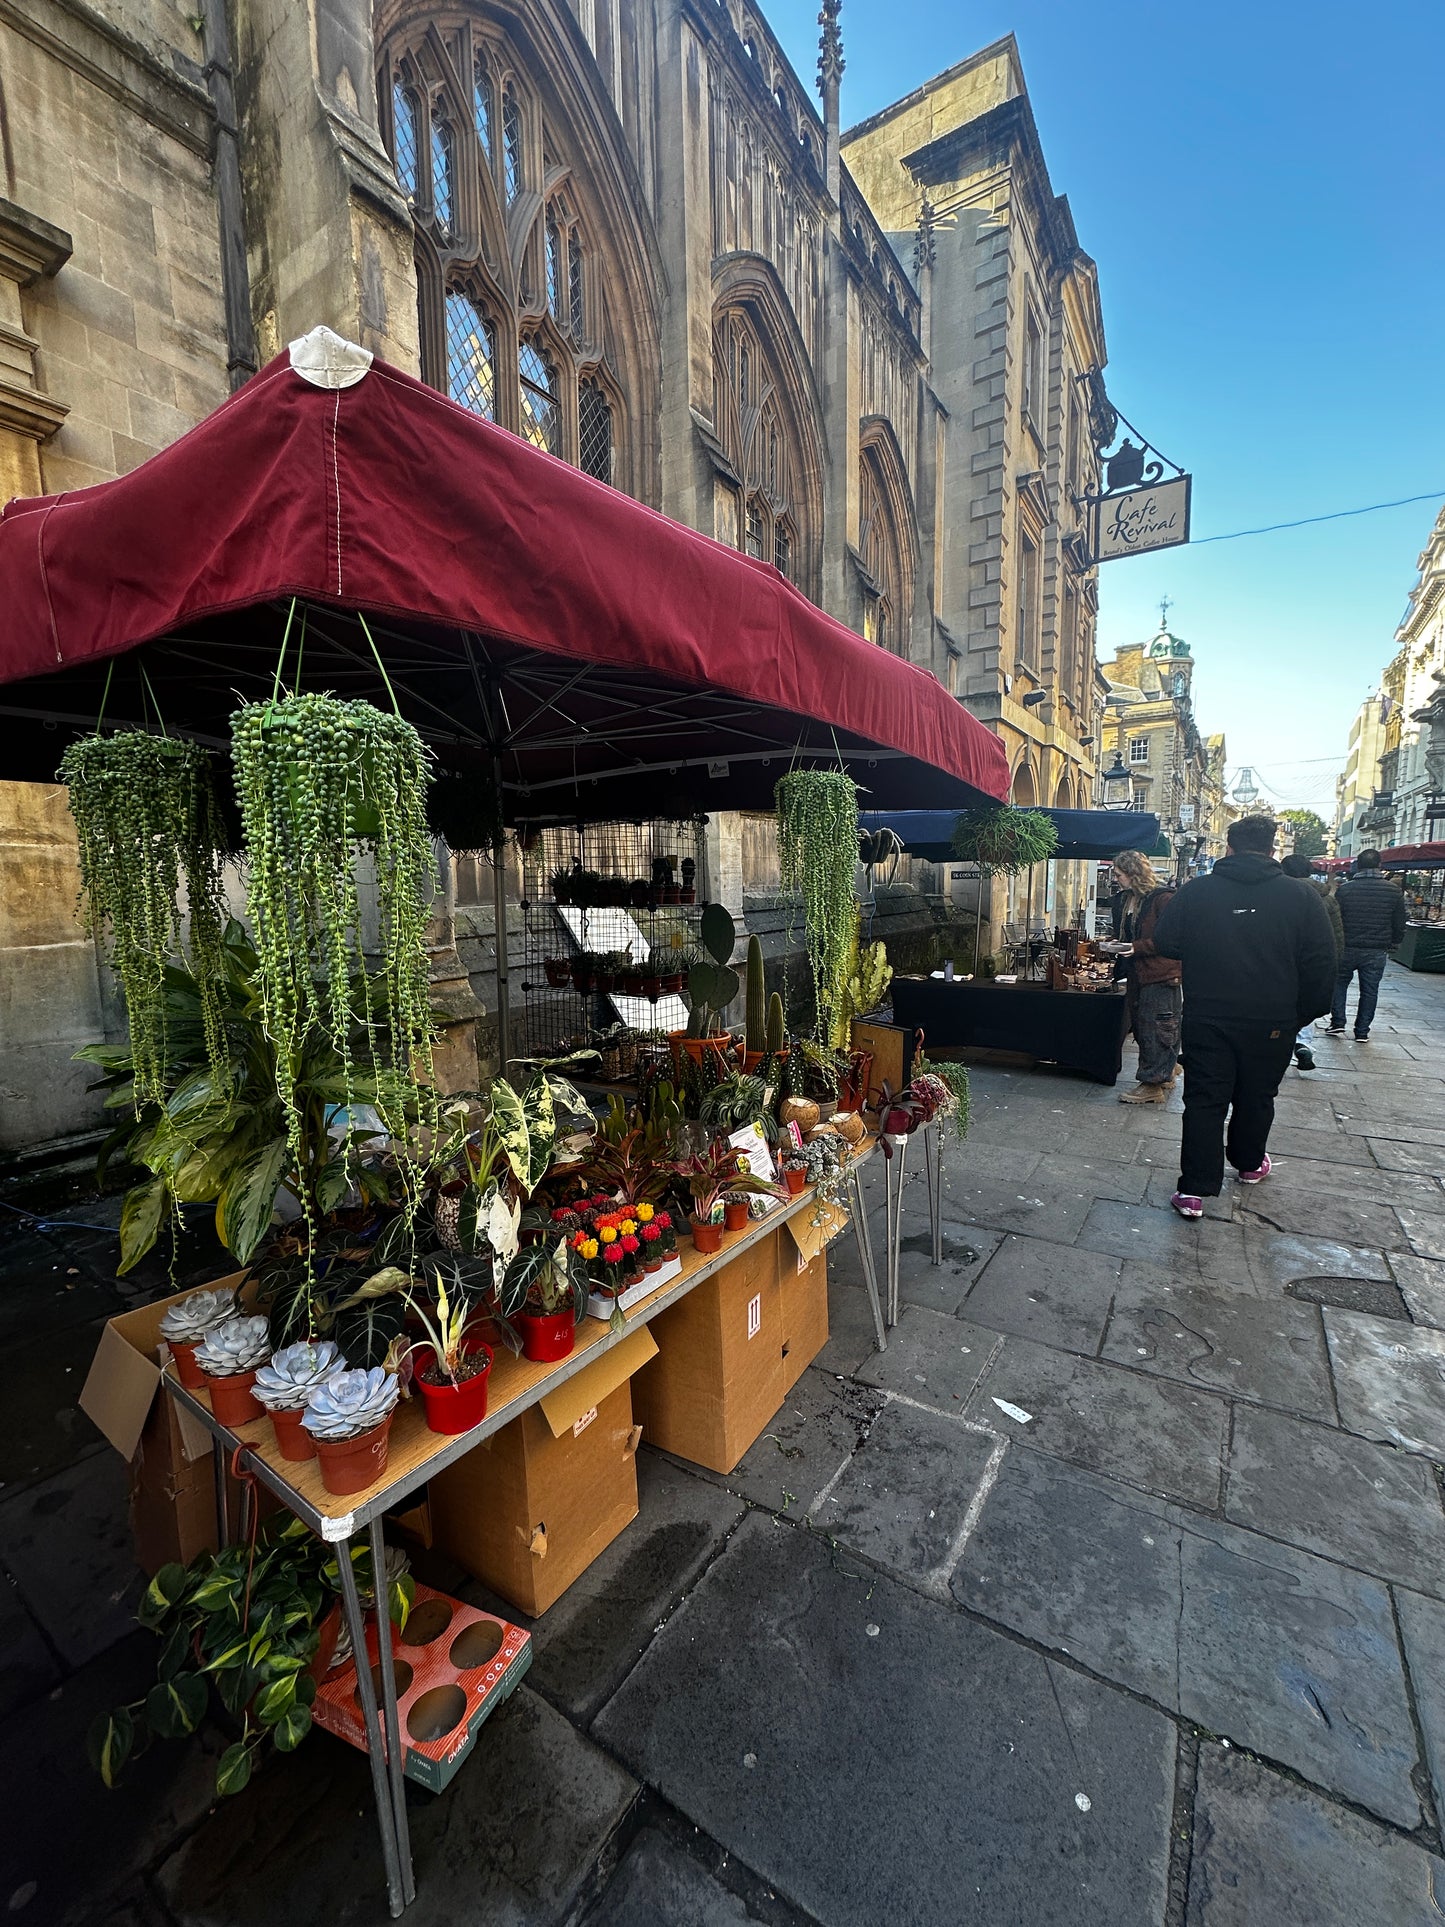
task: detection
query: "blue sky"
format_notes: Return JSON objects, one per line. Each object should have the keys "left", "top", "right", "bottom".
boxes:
{"left": 768, "top": 0, "right": 1445, "bottom": 815}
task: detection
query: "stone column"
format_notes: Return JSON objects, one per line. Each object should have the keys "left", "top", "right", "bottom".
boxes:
{"left": 0, "top": 198, "right": 71, "bottom": 502}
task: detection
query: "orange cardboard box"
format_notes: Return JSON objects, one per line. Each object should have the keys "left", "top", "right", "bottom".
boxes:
{"left": 426, "top": 1326, "right": 656, "bottom": 1618}
{"left": 80, "top": 1272, "right": 253, "bottom": 1572}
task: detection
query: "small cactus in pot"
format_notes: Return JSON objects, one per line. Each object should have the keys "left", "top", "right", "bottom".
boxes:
{"left": 195, "top": 1315, "right": 272, "bottom": 1429}
{"left": 159, "top": 1288, "right": 238, "bottom": 1390}
{"left": 254, "top": 1340, "right": 345, "bottom": 1462}
{"left": 303, "top": 1368, "right": 402, "bottom": 1496}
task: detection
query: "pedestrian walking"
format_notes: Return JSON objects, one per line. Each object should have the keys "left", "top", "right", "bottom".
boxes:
{"left": 1104, "top": 850, "right": 1181, "bottom": 1103}
{"left": 1149, "top": 816, "right": 1337, "bottom": 1220}
{"left": 1280, "top": 853, "right": 1343, "bottom": 1069}
{"left": 1329, "top": 849, "right": 1405, "bottom": 1040}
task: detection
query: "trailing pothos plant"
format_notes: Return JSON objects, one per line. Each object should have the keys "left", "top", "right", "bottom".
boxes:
{"left": 77, "top": 921, "right": 401, "bottom": 1278}
{"left": 775, "top": 769, "right": 860, "bottom": 1041}
{"left": 89, "top": 1515, "right": 413, "bottom": 1800}
{"left": 60, "top": 727, "right": 231, "bottom": 1109}
{"left": 229, "top": 666, "right": 438, "bottom": 1253}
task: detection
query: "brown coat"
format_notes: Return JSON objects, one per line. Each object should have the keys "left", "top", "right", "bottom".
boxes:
{"left": 1128, "top": 888, "right": 1182, "bottom": 986}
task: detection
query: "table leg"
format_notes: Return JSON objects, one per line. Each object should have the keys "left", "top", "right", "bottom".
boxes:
{"left": 885, "top": 1135, "right": 909, "bottom": 1327}
{"left": 211, "top": 1438, "right": 229, "bottom": 1546}
{"left": 370, "top": 1518, "right": 416, "bottom": 1905}
{"left": 335, "top": 1536, "right": 408, "bottom": 1918}
{"left": 930, "top": 1124, "right": 944, "bottom": 1267}
{"left": 847, "top": 1165, "right": 886, "bottom": 1353}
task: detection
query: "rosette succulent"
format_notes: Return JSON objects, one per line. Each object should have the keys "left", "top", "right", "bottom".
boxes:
{"left": 302, "top": 1367, "right": 400, "bottom": 1441}
{"left": 194, "top": 1314, "right": 272, "bottom": 1378}
{"left": 252, "top": 1340, "right": 345, "bottom": 1412}
{"left": 159, "top": 1288, "right": 238, "bottom": 1346}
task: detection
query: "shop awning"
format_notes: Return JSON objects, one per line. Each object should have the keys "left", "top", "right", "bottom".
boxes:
{"left": 0, "top": 330, "right": 1009, "bottom": 822}
{"left": 858, "top": 807, "right": 1162, "bottom": 864}
{"left": 1379, "top": 842, "right": 1445, "bottom": 871}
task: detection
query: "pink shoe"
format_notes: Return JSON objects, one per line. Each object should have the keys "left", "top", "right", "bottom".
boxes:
{"left": 1171, "top": 1193, "right": 1204, "bottom": 1220}
{"left": 1237, "top": 1155, "right": 1272, "bottom": 1184}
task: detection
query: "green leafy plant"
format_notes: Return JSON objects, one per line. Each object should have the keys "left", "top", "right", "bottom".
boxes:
{"left": 824, "top": 910, "right": 893, "bottom": 1049}
{"left": 60, "top": 729, "right": 230, "bottom": 1109}
{"left": 951, "top": 806, "right": 1059, "bottom": 966}
{"left": 684, "top": 904, "right": 739, "bottom": 1037}
{"left": 230, "top": 684, "right": 438, "bottom": 1248}
{"left": 700, "top": 1072, "right": 775, "bottom": 1138}
{"left": 775, "top": 770, "right": 860, "bottom": 1040}
{"left": 672, "top": 1142, "right": 783, "bottom": 1223}
{"left": 404, "top": 1267, "right": 490, "bottom": 1387}
{"left": 497, "top": 1237, "right": 589, "bottom": 1327}
{"left": 744, "top": 935, "right": 766, "bottom": 1053}
{"left": 88, "top": 1517, "right": 410, "bottom": 1799}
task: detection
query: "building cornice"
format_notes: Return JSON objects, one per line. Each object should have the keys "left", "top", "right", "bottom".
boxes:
{"left": 0, "top": 0, "right": 213, "bottom": 157}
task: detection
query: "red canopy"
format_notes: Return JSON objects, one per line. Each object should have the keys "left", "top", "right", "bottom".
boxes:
{"left": 1380, "top": 842, "right": 1445, "bottom": 871}
{"left": 0, "top": 334, "right": 1008, "bottom": 820}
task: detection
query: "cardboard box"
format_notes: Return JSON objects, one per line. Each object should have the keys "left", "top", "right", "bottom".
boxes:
{"left": 80, "top": 1273, "right": 252, "bottom": 1572}
{"left": 426, "top": 1326, "right": 656, "bottom": 1618}
{"left": 631, "top": 1230, "right": 786, "bottom": 1474}
{"left": 780, "top": 1246, "right": 829, "bottom": 1392}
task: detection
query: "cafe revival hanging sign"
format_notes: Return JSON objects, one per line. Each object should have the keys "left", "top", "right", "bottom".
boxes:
{"left": 1086, "top": 438, "right": 1192, "bottom": 564}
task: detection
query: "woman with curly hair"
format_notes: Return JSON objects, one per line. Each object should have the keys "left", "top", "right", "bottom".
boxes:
{"left": 1107, "top": 849, "right": 1181, "bottom": 1102}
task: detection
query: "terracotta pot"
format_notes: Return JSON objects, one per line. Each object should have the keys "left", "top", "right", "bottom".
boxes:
{"left": 784, "top": 1167, "right": 807, "bottom": 1196}
{"left": 205, "top": 1368, "right": 263, "bottom": 1427}
{"left": 679, "top": 887, "right": 696, "bottom": 904}
{"left": 644, "top": 1257, "right": 663, "bottom": 1275}
{"left": 169, "top": 1338, "right": 209, "bottom": 1392}
{"left": 570, "top": 963, "right": 594, "bottom": 993}
{"left": 691, "top": 1218, "right": 723, "bottom": 1253}
{"left": 268, "top": 1403, "right": 316, "bottom": 1462}
{"left": 667, "top": 1030, "right": 736, "bottom": 1078}
{"left": 742, "top": 1049, "right": 766, "bottom": 1074}
{"left": 641, "top": 975, "right": 662, "bottom": 1000}
{"left": 663, "top": 972, "right": 686, "bottom": 994}
{"left": 417, "top": 1346, "right": 492, "bottom": 1435}
{"left": 516, "top": 1310, "right": 576, "bottom": 1363}
{"left": 724, "top": 1199, "right": 750, "bottom": 1231}
{"left": 662, "top": 885, "right": 681, "bottom": 904}
{"left": 313, "top": 1415, "right": 393, "bottom": 1496}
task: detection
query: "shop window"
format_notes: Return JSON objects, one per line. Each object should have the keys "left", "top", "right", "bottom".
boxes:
{"left": 1129, "top": 736, "right": 1150, "bottom": 765}
{"left": 445, "top": 291, "right": 495, "bottom": 419}
{"left": 519, "top": 339, "right": 559, "bottom": 452}
{"left": 578, "top": 378, "right": 612, "bottom": 482}
{"left": 393, "top": 83, "right": 420, "bottom": 198}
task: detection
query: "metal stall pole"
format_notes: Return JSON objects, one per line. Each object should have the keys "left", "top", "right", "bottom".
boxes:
{"left": 370, "top": 1518, "right": 415, "bottom": 1906}
{"left": 884, "top": 1134, "right": 910, "bottom": 1327}
{"left": 334, "top": 1536, "right": 409, "bottom": 1918}
{"left": 922, "top": 1121, "right": 943, "bottom": 1265}
{"left": 846, "top": 1163, "right": 887, "bottom": 1353}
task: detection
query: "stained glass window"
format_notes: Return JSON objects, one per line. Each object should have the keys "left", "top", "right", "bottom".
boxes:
{"left": 445, "top": 292, "right": 495, "bottom": 419}
{"left": 431, "top": 117, "right": 454, "bottom": 235}
{"left": 392, "top": 82, "right": 420, "bottom": 198}
{"left": 473, "top": 56, "right": 492, "bottom": 159}
{"left": 503, "top": 87, "right": 522, "bottom": 201}
{"left": 579, "top": 379, "right": 612, "bottom": 481}
{"left": 519, "top": 340, "right": 559, "bottom": 452}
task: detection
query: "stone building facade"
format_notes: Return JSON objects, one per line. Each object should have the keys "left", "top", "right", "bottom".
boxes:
{"left": 1334, "top": 693, "right": 1391, "bottom": 859}
{"left": 0, "top": 2, "right": 1116, "bottom": 1150}
{"left": 1100, "top": 618, "right": 1223, "bottom": 879}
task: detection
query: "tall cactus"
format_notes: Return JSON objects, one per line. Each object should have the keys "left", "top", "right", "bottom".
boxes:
{"left": 766, "top": 990, "right": 785, "bottom": 1055}
{"left": 744, "top": 935, "right": 766, "bottom": 1053}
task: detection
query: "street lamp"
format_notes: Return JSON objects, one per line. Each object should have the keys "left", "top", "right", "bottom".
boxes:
{"left": 1232, "top": 766, "right": 1260, "bottom": 811}
{"left": 1102, "top": 752, "right": 1132, "bottom": 811}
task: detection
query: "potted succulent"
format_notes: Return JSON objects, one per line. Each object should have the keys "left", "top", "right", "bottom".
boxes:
{"left": 723, "top": 1194, "right": 752, "bottom": 1232}
{"left": 253, "top": 1339, "right": 346, "bottom": 1460}
{"left": 680, "top": 856, "right": 697, "bottom": 904}
{"left": 302, "top": 1366, "right": 401, "bottom": 1495}
{"left": 781, "top": 1155, "right": 808, "bottom": 1196}
{"left": 404, "top": 1268, "right": 493, "bottom": 1435}
{"left": 543, "top": 955, "right": 571, "bottom": 988}
{"left": 550, "top": 866, "right": 575, "bottom": 905}
{"left": 195, "top": 1315, "right": 273, "bottom": 1427}
{"left": 498, "top": 1236, "right": 589, "bottom": 1361}
{"left": 159, "top": 1287, "right": 239, "bottom": 1391}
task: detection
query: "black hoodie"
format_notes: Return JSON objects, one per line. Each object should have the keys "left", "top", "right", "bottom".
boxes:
{"left": 1150, "top": 853, "right": 1338, "bottom": 1027}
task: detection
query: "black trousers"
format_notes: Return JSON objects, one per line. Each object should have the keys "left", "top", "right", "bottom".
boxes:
{"left": 1178, "top": 1016, "right": 1296, "bottom": 1197}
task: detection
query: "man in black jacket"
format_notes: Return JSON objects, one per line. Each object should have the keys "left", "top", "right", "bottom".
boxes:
{"left": 1150, "top": 816, "right": 1337, "bottom": 1219}
{"left": 1330, "top": 849, "right": 1406, "bottom": 1039}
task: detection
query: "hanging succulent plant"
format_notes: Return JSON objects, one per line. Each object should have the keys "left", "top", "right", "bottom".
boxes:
{"left": 59, "top": 730, "right": 230, "bottom": 1110}
{"left": 951, "top": 806, "right": 1059, "bottom": 969}
{"left": 775, "top": 770, "right": 860, "bottom": 1040}
{"left": 230, "top": 686, "right": 437, "bottom": 1237}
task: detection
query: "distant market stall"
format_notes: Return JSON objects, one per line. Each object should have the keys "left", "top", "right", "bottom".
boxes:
{"left": 0, "top": 330, "right": 1001, "bottom": 1915}
{"left": 1380, "top": 841, "right": 1445, "bottom": 971}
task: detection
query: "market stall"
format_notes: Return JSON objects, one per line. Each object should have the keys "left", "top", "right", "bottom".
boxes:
{"left": 1379, "top": 841, "right": 1445, "bottom": 971}
{"left": 3, "top": 331, "right": 996, "bottom": 1915}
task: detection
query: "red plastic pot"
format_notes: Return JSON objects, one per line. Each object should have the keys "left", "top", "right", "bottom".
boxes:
{"left": 516, "top": 1310, "right": 576, "bottom": 1363}
{"left": 313, "top": 1415, "right": 393, "bottom": 1496}
{"left": 169, "top": 1338, "right": 208, "bottom": 1391}
{"left": 205, "top": 1369, "right": 263, "bottom": 1427}
{"left": 268, "top": 1404, "right": 316, "bottom": 1462}
{"left": 691, "top": 1218, "right": 723, "bottom": 1254}
{"left": 417, "top": 1347, "right": 493, "bottom": 1434}
{"left": 724, "top": 1200, "right": 750, "bottom": 1231}
{"left": 784, "top": 1167, "right": 807, "bottom": 1196}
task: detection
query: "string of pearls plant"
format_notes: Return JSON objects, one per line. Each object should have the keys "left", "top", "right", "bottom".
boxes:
{"left": 59, "top": 729, "right": 230, "bottom": 1109}
{"left": 775, "top": 769, "right": 860, "bottom": 1040}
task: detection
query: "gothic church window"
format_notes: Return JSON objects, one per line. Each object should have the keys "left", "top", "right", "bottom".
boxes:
{"left": 579, "top": 378, "right": 613, "bottom": 481}
{"left": 393, "top": 83, "right": 420, "bottom": 198}
{"left": 859, "top": 443, "right": 905, "bottom": 654}
{"left": 713, "top": 307, "right": 803, "bottom": 584}
{"left": 503, "top": 86, "right": 523, "bottom": 200}
{"left": 473, "top": 56, "right": 493, "bottom": 159}
{"left": 445, "top": 291, "right": 495, "bottom": 419}
{"left": 431, "top": 115, "right": 455, "bottom": 236}
{"left": 519, "top": 340, "right": 560, "bottom": 452}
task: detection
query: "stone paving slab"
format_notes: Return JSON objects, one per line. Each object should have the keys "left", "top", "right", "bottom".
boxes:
{"left": 595, "top": 1512, "right": 1175, "bottom": 1927}
{"left": 156, "top": 1685, "right": 637, "bottom": 1927}
{"left": 1242, "top": 1229, "right": 1393, "bottom": 1293}
{"left": 838, "top": 1214, "right": 1004, "bottom": 1318}
{"left": 0, "top": 1446, "right": 141, "bottom": 1670}
{"left": 711, "top": 1368, "right": 884, "bottom": 1519}
{"left": 1252, "top": 1127, "right": 1367, "bottom": 1165}
{"left": 1369, "top": 1137, "right": 1445, "bottom": 1176}
{"left": 584, "top": 1828, "right": 774, "bottom": 1925}
{"left": 854, "top": 1306, "right": 1001, "bottom": 1412}
{"left": 1141, "top": 1171, "right": 1236, "bottom": 1219}
{"left": 1185, "top": 1746, "right": 1445, "bottom": 1927}
{"left": 0, "top": 1568, "right": 58, "bottom": 1721}
{"left": 1324, "top": 1309, "right": 1445, "bottom": 1456}
{"left": 962, "top": 1332, "right": 1229, "bottom": 1508}
{"left": 1235, "top": 1185, "right": 1408, "bottom": 1252}
{"left": 1265, "top": 1157, "right": 1445, "bottom": 1210}
{"left": 0, "top": 1314, "right": 110, "bottom": 1490}
{"left": 960, "top": 1233, "right": 1122, "bottom": 1353}
{"left": 1226, "top": 1404, "right": 1445, "bottom": 1597}
{"left": 1395, "top": 1588, "right": 1445, "bottom": 1833}
{"left": 1400, "top": 1206, "right": 1445, "bottom": 1261}
{"left": 1388, "top": 1251, "right": 1445, "bottom": 1328}
{"left": 1075, "top": 1200, "right": 1251, "bottom": 1287}
{"left": 951, "top": 1448, "right": 1422, "bottom": 1827}
{"left": 811, "top": 1397, "right": 999, "bottom": 1586}
{"left": 0, "top": 1223, "right": 126, "bottom": 1346}
{"left": 811, "top": 1268, "right": 881, "bottom": 1378}
{"left": 1100, "top": 1271, "right": 1336, "bottom": 1420}
{"left": 936, "top": 1170, "right": 1097, "bottom": 1244}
